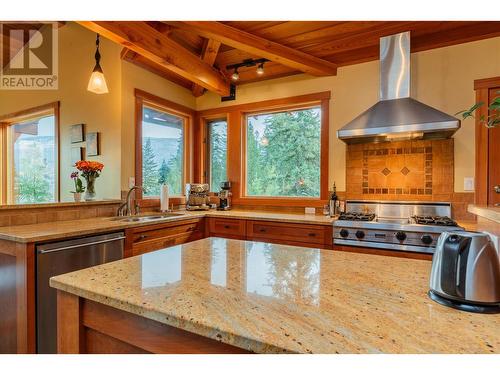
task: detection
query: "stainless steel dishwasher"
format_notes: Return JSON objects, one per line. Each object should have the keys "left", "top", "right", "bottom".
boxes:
{"left": 36, "top": 232, "right": 125, "bottom": 353}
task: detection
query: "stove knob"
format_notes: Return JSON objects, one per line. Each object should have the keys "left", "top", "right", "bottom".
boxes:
{"left": 355, "top": 230, "right": 365, "bottom": 239}
{"left": 339, "top": 229, "right": 349, "bottom": 238}
{"left": 396, "top": 231, "right": 407, "bottom": 241}
{"left": 421, "top": 235, "right": 433, "bottom": 245}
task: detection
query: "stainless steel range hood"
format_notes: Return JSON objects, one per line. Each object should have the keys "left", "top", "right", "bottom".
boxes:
{"left": 337, "top": 32, "right": 460, "bottom": 144}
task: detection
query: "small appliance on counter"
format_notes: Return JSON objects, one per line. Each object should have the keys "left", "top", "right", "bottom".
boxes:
{"left": 185, "top": 183, "right": 210, "bottom": 211}
{"left": 429, "top": 231, "right": 500, "bottom": 313}
{"left": 217, "top": 181, "right": 232, "bottom": 210}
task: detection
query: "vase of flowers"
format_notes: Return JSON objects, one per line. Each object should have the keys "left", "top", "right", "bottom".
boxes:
{"left": 75, "top": 160, "right": 104, "bottom": 201}
{"left": 70, "top": 172, "right": 85, "bottom": 202}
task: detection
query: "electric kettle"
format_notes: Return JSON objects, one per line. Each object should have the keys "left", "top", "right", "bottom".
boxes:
{"left": 429, "top": 231, "right": 500, "bottom": 313}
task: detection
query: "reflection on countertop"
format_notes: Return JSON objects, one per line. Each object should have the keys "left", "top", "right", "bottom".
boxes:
{"left": 50, "top": 238, "right": 500, "bottom": 354}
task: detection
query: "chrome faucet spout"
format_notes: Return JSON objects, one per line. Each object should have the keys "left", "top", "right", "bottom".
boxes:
{"left": 117, "top": 186, "right": 145, "bottom": 216}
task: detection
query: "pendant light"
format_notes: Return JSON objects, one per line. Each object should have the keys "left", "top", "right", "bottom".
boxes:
{"left": 87, "top": 34, "right": 109, "bottom": 94}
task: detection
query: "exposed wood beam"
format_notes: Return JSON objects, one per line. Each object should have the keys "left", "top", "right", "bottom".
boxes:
{"left": 77, "top": 21, "right": 230, "bottom": 96}
{"left": 192, "top": 39, "right": 221, "bottom": 97}
{"left": 165, "top": 21, "right": 337, "bottom": 76}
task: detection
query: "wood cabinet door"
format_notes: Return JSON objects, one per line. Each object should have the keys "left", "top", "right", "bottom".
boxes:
{"left": 488, "top": 87, "right": 500, "bottom": 206}
{"left": 207, "top": 218, "right": 246, "bottom": 239}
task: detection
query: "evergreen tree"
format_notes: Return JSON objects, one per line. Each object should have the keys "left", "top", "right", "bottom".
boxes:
{"left": 209, "top": 121, "right": 227, "bottom": 191}
{"left": 166, "top": 140, "right": 183, "bottom": 195}
{"left": 142, "top": 138, "right": 159, "bottom": 196}
{"left": 157, "top": 159, "right": 169, "bottom": 185}
{"left": 15, "top": 142, "right": 52, "bottom": 203}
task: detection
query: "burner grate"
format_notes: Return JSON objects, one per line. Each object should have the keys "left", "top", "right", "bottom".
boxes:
{"left": 413, "top": 215, "right": 458, "bottom": 226}
{"left": 338, "top": 212, "right": 376, "bottom": 221}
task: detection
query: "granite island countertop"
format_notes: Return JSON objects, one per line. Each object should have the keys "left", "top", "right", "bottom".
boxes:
{"left": 0, "top": 209, "right": 335, "bottom": 243}
{"left": 50, "top": 237, "right": 500, "bottom": 354}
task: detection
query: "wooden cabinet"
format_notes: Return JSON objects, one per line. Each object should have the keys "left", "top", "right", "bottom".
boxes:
{"left": 125, "top": 218, "right": 205, "bottom": 257}
{"left": 207, "top": 218, "right": 246, "bottom": 239}
{"left": 246, "top": 220, "right": 333, "bottom": 249}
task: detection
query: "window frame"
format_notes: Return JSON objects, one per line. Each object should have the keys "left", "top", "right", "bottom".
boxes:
{"left": 0, "top": 101, "right": 60, "bottom": 205}
{"left": 242, "top": 103, "right": 323, "bottom": 200}
{"left": 196, "top": 92, "right": 330, "bottom": 208}
{"left": 134, "top": 89, "right": 194, "bottom": 204}
{"left": 205, "top": 116, "right": 228, "bottom": 193}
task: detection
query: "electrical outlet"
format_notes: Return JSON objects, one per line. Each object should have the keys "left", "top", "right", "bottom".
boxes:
{"left": 464, "top": 177, "right": 474, "bottom": 191}
{"left": 128, "top": 177, "right": 135, "bottom": 189}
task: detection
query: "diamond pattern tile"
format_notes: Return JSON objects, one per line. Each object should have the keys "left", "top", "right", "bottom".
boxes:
{"left": 381, "top": 167, "right": 391, "bottom": 176}
{"left": 401, "top": 167, "right": 410, "bottom": 176}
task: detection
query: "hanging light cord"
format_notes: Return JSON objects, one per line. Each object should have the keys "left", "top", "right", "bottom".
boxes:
{"left": 94, "top": 34, "right": 102, "bottom": 72}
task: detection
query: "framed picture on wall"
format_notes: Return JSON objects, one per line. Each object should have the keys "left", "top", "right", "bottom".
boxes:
{"left": 70, "top": 147, "right": 83, "bottom": 166}
{"left": 86, "top": 132, "right": 100, "bottom": 156}
{"left": 70, "top": 124, "right": 85, "bottom": 143}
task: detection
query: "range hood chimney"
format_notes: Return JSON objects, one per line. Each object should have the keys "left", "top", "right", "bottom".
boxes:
{"left": 337, "top": 32, "right": 460, "bottom": 144}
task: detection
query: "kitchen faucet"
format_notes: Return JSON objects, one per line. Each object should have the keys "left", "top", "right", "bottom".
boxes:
{"left": 117, "top": 186, "right": 145, "bottom": 216}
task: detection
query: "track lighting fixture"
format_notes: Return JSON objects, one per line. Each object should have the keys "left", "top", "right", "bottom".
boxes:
{"left": 87, "top": 34, "right": 109, "bottom": 94}
{"left": 226, "top": 58, "right": 269, "bottom": 81}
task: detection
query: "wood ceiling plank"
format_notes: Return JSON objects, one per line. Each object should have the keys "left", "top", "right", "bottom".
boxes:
{"left": 78, "top": 21, "right": 230, "bottom": 96}
{"left": 192, "top": 39, "right": 221, "bottom": 97}
{"left": 248, "top": 21, "right": 338, "bottom": 40}
{"left": 166, "top": 21, "right": 338, "bottom": 76}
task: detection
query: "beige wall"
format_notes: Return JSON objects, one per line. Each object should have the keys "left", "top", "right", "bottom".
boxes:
{"left": 196, "top": 36, "right": 500, "bottom": 193}
{"left": 120, "top": 60, "right": 196, "bottom": 191}
{"left": 0, "top": 22, "right": 195, "bottom": 202}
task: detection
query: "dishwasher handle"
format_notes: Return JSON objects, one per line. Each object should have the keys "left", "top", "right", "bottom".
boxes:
{"left": 37, "top": 236, "right": 126, "bottom": 254}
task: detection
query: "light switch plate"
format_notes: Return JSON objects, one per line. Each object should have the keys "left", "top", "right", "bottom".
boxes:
{"left": 128, "top": 177, "right": 135, "bottom": 189}
{"left": 305, "top": 207, "right": 316, "bottom": 215}
{"left": 464, "top": 177, "right": 474, "bottom": 191}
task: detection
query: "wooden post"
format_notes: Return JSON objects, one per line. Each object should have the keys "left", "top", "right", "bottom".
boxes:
{"left": 57, "top": 290, "right": 83, "bottom": 353}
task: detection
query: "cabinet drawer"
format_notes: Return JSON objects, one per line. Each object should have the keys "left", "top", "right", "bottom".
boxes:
{"left": 131, "top": 219, "right": 203, "bottom": 245}
{"left": 132, "top": 231, "right": 204, "bottom": 256}
{"left": 208, "top": 218, "right": 246, "bottom": 238}
{"left": 247, "top": 220, "right": 329, "bottom": 246}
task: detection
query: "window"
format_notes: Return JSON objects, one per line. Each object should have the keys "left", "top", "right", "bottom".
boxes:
{"left": 0, "top": 102, "right": 59, "bottom": 205}
{"left": 141, "top": 104, "right": 185, "bottom": 197}
{"left": 135, "top": 89, "right": 193, "bottom": 200}
{"left": 245, "top": 106, "right": 321, "bottom": 198}
{"left": 207, "top": 119, "right": 227, "bottom": 192}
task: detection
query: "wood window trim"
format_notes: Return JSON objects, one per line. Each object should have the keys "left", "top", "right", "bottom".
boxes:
{"left": 473, "top": 76, "right": 500, "bottom": 205}
{"left": 196, "top": 91, "right": 330, "bottom": 208}
{"left": 134, "top": 89, "right": 195, "bottom": 206}
{"left": 0, "top": 101, "right": 60, "bottom": 205}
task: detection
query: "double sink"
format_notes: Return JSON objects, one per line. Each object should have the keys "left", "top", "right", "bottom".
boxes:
{"left": 109, "top": 212, "right": 186, "bottom": 223}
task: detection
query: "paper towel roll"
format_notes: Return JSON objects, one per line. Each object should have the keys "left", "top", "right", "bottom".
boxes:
{"left": 160, "top": 184, "right": 169, "bottom": 212}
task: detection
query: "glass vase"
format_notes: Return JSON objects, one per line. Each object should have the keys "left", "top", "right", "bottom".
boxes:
{"left": 84, "top": 176, "right": 96, "bottom": 201}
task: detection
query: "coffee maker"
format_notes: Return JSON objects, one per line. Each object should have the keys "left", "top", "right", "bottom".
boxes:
{"left": 217, "top": 181, "right": 232, "bottom": 211}
{"left": 185, "top": 183, "right": 210, "bottom": 211}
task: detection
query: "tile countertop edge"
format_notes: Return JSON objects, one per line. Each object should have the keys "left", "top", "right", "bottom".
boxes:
{"left": 49, "top": 278, "right": 294, "bottom": 354}
{"left": 468, "top": 204, "right": 500, "bottom": 224}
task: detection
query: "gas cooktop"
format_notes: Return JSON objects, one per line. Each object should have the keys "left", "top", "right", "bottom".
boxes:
{"left": 333, "top": 200, "right": 464, "bottom": 254}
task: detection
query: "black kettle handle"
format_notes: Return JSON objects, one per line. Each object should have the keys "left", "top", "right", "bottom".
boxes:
{"left": 440, "top": 234, "right": 471, "bottom": 298}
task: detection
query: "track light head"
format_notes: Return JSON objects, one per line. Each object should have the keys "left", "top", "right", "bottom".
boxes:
{"left": 231, "top": 68, "right": 239, "bottom": 81}
{"left": 256, "top": 62, "right": 265, "bottom": 75}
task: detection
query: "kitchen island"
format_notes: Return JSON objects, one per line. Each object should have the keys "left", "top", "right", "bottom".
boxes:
{"left": 50, "top": 238, "right": 500, "bottom": 354}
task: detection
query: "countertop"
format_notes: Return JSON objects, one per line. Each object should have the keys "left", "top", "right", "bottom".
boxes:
{"left": 50, "top": 237, "right": 500, "bottom": 354}
{"left": 468, "top": 204, "right": 500, "bottom": 224}
{"left": 0, "top": 210, "right": 334, "bottom": 243}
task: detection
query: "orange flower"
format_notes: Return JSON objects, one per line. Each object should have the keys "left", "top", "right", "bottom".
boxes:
{"left": 75, "top": 160, "right": 104, "bottom": 173}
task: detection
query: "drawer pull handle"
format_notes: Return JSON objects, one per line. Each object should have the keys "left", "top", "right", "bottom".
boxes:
{"left": 259, "top": 228, "right": 266, "bottom": 232}
{"left": 139, "top": 234, "right": 148, "bottom": 240}
{"left": 308, "top": 233, "right": 316, "bottom": 237}
{"left": 224, "top": 225, "right": 230, "bottom": 229}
